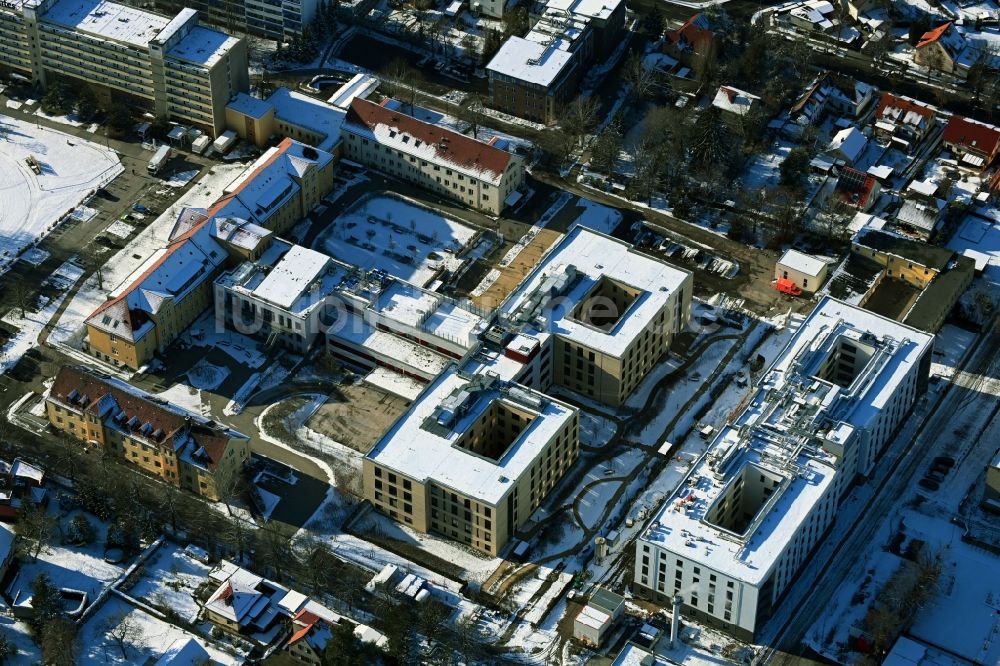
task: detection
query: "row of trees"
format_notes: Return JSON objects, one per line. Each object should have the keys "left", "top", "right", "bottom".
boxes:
{"left": 36, "top": 80, "right": 133, "bottom": 135}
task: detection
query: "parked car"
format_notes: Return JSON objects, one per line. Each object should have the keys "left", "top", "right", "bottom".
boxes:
{"left": 933, "top": 456, "right": 955, "bottom": 468}
{"left": 926, "top": 471, "right": 945, "bottom": 483}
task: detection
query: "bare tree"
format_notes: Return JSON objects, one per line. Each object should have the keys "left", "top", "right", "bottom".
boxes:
{"left": 459, "top": 94, "right": 486, "bottom": 140}
{"left": 561, "top": 96, "right": 599, "bottom": 148}
{"left": 15, "top": 504, "right": 57, "bottom": 562}
{"left": 624, "top": 55, "right": 657, "bottom": 102}
{"left": 103, "top": 612, "right": 144, "bottom": 659}
{"left": 11, "top": 282, "right": 33, "bottom": 320}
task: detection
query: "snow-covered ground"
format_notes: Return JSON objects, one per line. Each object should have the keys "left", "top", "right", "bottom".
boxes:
{"left": 77, "top": 596, "right": 243, "bottom": 665}
{"left": 46, "top": 164, "right": 246, "bottom": 350}
{"left": 316, "top": 193, "right": 479, "bottom": 288}
{"left": 124, "top": 542, "right": 211, "bottom": 624}
{"left": 0, "top": 116, "right": 122, "bottom": 275}
{"left": 1, "top": 259, "right": 84, "bottom": 373}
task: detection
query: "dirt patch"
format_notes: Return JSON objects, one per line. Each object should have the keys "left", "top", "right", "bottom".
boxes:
{"left": 472, "top": 227, "right": 562, "bottom": 310}
{"left": 863, "top": 278, "right": 921, "bottom": 321}
{"left": 307, "top": 383, "right": 410, "bottom": 454}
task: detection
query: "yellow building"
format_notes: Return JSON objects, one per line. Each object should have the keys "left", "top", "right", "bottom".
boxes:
{"left": 364, "top": 369, "right": 579, "bottom": 556}
{"left": 46, "top": 365, "right": 250, "bottom": 500}
{"left": 0, "top": 1, "right": 248, "bottom": 136}
{"left": 226, "top": 86, "right": 350, "bottom": 154}
{"left": 85, "top": 138, "right": 335, "bottom": 370}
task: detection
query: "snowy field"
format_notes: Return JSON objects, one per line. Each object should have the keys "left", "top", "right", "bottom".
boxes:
{"left": 1, "top": 259, "right": 84, "bottom": 373}
{"left": 315, "top": 194, "right": 478, "bottom": 288}
{"left": 0, "top": 115, "right": 122, "bottom": 274}
{"left": 77, "top": 596, "right": 243, "bottom": 666}
{"left": 125, "top": 542, "right": 212, "bottom": 623}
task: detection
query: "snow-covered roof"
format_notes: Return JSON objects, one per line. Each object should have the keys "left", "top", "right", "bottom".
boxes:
{"left": 227, "top": 92, "right": 273, "bottom": 120}
{"left": 498, "top": 225, "right": 692, "bottom": 358}
{"left": 372, "top": 281, "right": 484, "bottom": 349}
{"left": 252, "top": 245, "right": 332, "bottom": 309}
{"left": 332, "top": 311, "right": 453, "bottom": 377}
{"left": 43, "top": 0, "right": 168, "bottom": 47}
{"left": 267, "top": 88, "right": 346, "bottom": 152}
{"left": 712, "top": 86, "right": 760, "bottom": 116}
{"left": 777, "top": 249, "right": 827, "bottom": 277}
{"left": 153, "top": 638, "right": 211, "bottom": 665}
{"left": 827, "top": 126, "right": 867, "bottom": 163}
{"left": 366, "top": 367, "right": 577, "bottom": 505}
{"left": 641, "top": 297, "right": 932, "bottom": 584}
{"left": 546, "top": 0, "right": 621, "bottom": 21}
{"left": 166, "top": 25, "right": 241, "bottom": 67}
{"left": 576, "top": 604, "right": 611, "bottom": 630}
{"left": 344, "top": 98, "right": 515, "bottom": 186}
{"left": 486, "top": 36, "right": 575, "bottom": 88}
{"left": 327, "top": 73, "right": 380, "bottom": 109}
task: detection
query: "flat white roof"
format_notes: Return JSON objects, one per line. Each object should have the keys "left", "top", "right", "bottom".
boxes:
{"left": 328, "top": 73, "right": 380, "bottom": 109}
{"left": 642, "top": 297, "right": 932, "bottom": 583}
{"left": 486, "top": 36, "right": 574, "bottom": 88}
{"left": 547, "top": 0, "right": 621, "bottom": 21}
{"left": 498, "top": 225, "right": 691, "bottom": 358}
{"left": 253, "top": 245, "right": 331, "bottom": 309}
{"left": 367, "top": 368, "right": 577, "bottom": 505}
{"left": 374, "top": 281, "right": 483, "bottom": 348}
{"left": 43, "top": 0, "right": 168, "bottom": 47}
{"left": 777, "top": 249, "right": 827, "bottom": 277}
{"left": 167, "top": 25, "right": 241, "bottom": 68}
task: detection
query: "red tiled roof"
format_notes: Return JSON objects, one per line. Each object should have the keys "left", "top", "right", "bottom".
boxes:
{"left": 665, "top": 13, "right": 714, "bottom": 53}
{"left": 916, "top": 22, "right": 951, "bottom": 49}
{"left": 942, "top": 116, "right": 1000, "bottom": 159}
{"left": 345, "top": 98, "right": 512, "bottom": 183}
{"left": 875, "top": 93, "right": 935, "bottom": 124}
{"left": 50, "top": 365, "right": 236, "bottom": 470}
{"left": 836, "top": 167, "right": 878, "bottom": 209}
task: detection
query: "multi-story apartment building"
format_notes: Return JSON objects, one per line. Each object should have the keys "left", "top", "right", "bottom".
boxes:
{"left": 633, "top": 298, "right": 933, "bottom": 640}
{"left": 47, "top": 365, "right": 251, "bottom": 500}
{"left": 0, "top": 0, "right": 249, "bottom": 136}
{"left": 486, "top": 0, "right": 625, "bottom": 123}
{"left": 151, "top": 0, "right": 320, "bottom": 39}
{"left": 340, "top": 98, "right": 524, "bottom": 215}
{"left": 491, "top": 225, "right": 693, "bottom": 406}
{"left": 364, "top": 368, "right": 579, "bottom": 555}
{"left": 85, "top": 138, "right": 335, "bottom": 370}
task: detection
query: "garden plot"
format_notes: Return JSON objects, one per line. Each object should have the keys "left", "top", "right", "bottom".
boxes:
{"left": 315, "top": 193, "right": 478, "bottom": 288}
{"left": 78, "top": 596, "right": 243, "bottom": 666}
{"left": 125, "top": 542, "right": 211, "bottom": 623}
{"left": 0, "top": 115, "right": 122, "bottom": 275}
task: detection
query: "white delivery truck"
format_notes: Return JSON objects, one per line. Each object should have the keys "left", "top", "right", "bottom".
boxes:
{"left": 147, "top": 145, "right": 173, "bottom": 175}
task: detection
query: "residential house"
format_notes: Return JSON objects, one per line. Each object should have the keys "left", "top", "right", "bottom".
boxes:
{"left": 662, "top": 14, "right": 717, "bottom": 68}
{"left": 872, "top": 94, "right": 936, "bottom": 151}
{"left": 914, "top": 22, "right": 966, "bottom": 75}
{"left": 46, "top": 365, "right": 251, "bottom": 501}
{"left": 712, "top": 85, "right": 761, "bottom": 124}
{"left": 834, "top": 167, "right": 881, "bottom": 211}
{"left": 894, "top": 198, "right": 947, "bottom": 241}
{"left": 286, "top": 610, "right": 335, "bottom": 665}
{"left": 942, "top": 115, "right": 1000, "bottom": 171}
{"left": 790, "top": 72, "right": 876, "bottom": 129}
{"left": 0, "top": 459, "right": 48, "bottom": 521}
{"left": 825, "top": 126, "right": 869, "bottom": 165}
{"left": 341, "top": 98, "right": 524, "bottom": 215}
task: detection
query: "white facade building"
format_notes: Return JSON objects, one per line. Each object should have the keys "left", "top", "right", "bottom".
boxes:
{"left": 341, "top": 97, "right": 524, "bottom": 215}
{"left": 634, "top": 297, "right": 933, "bottom": 639}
